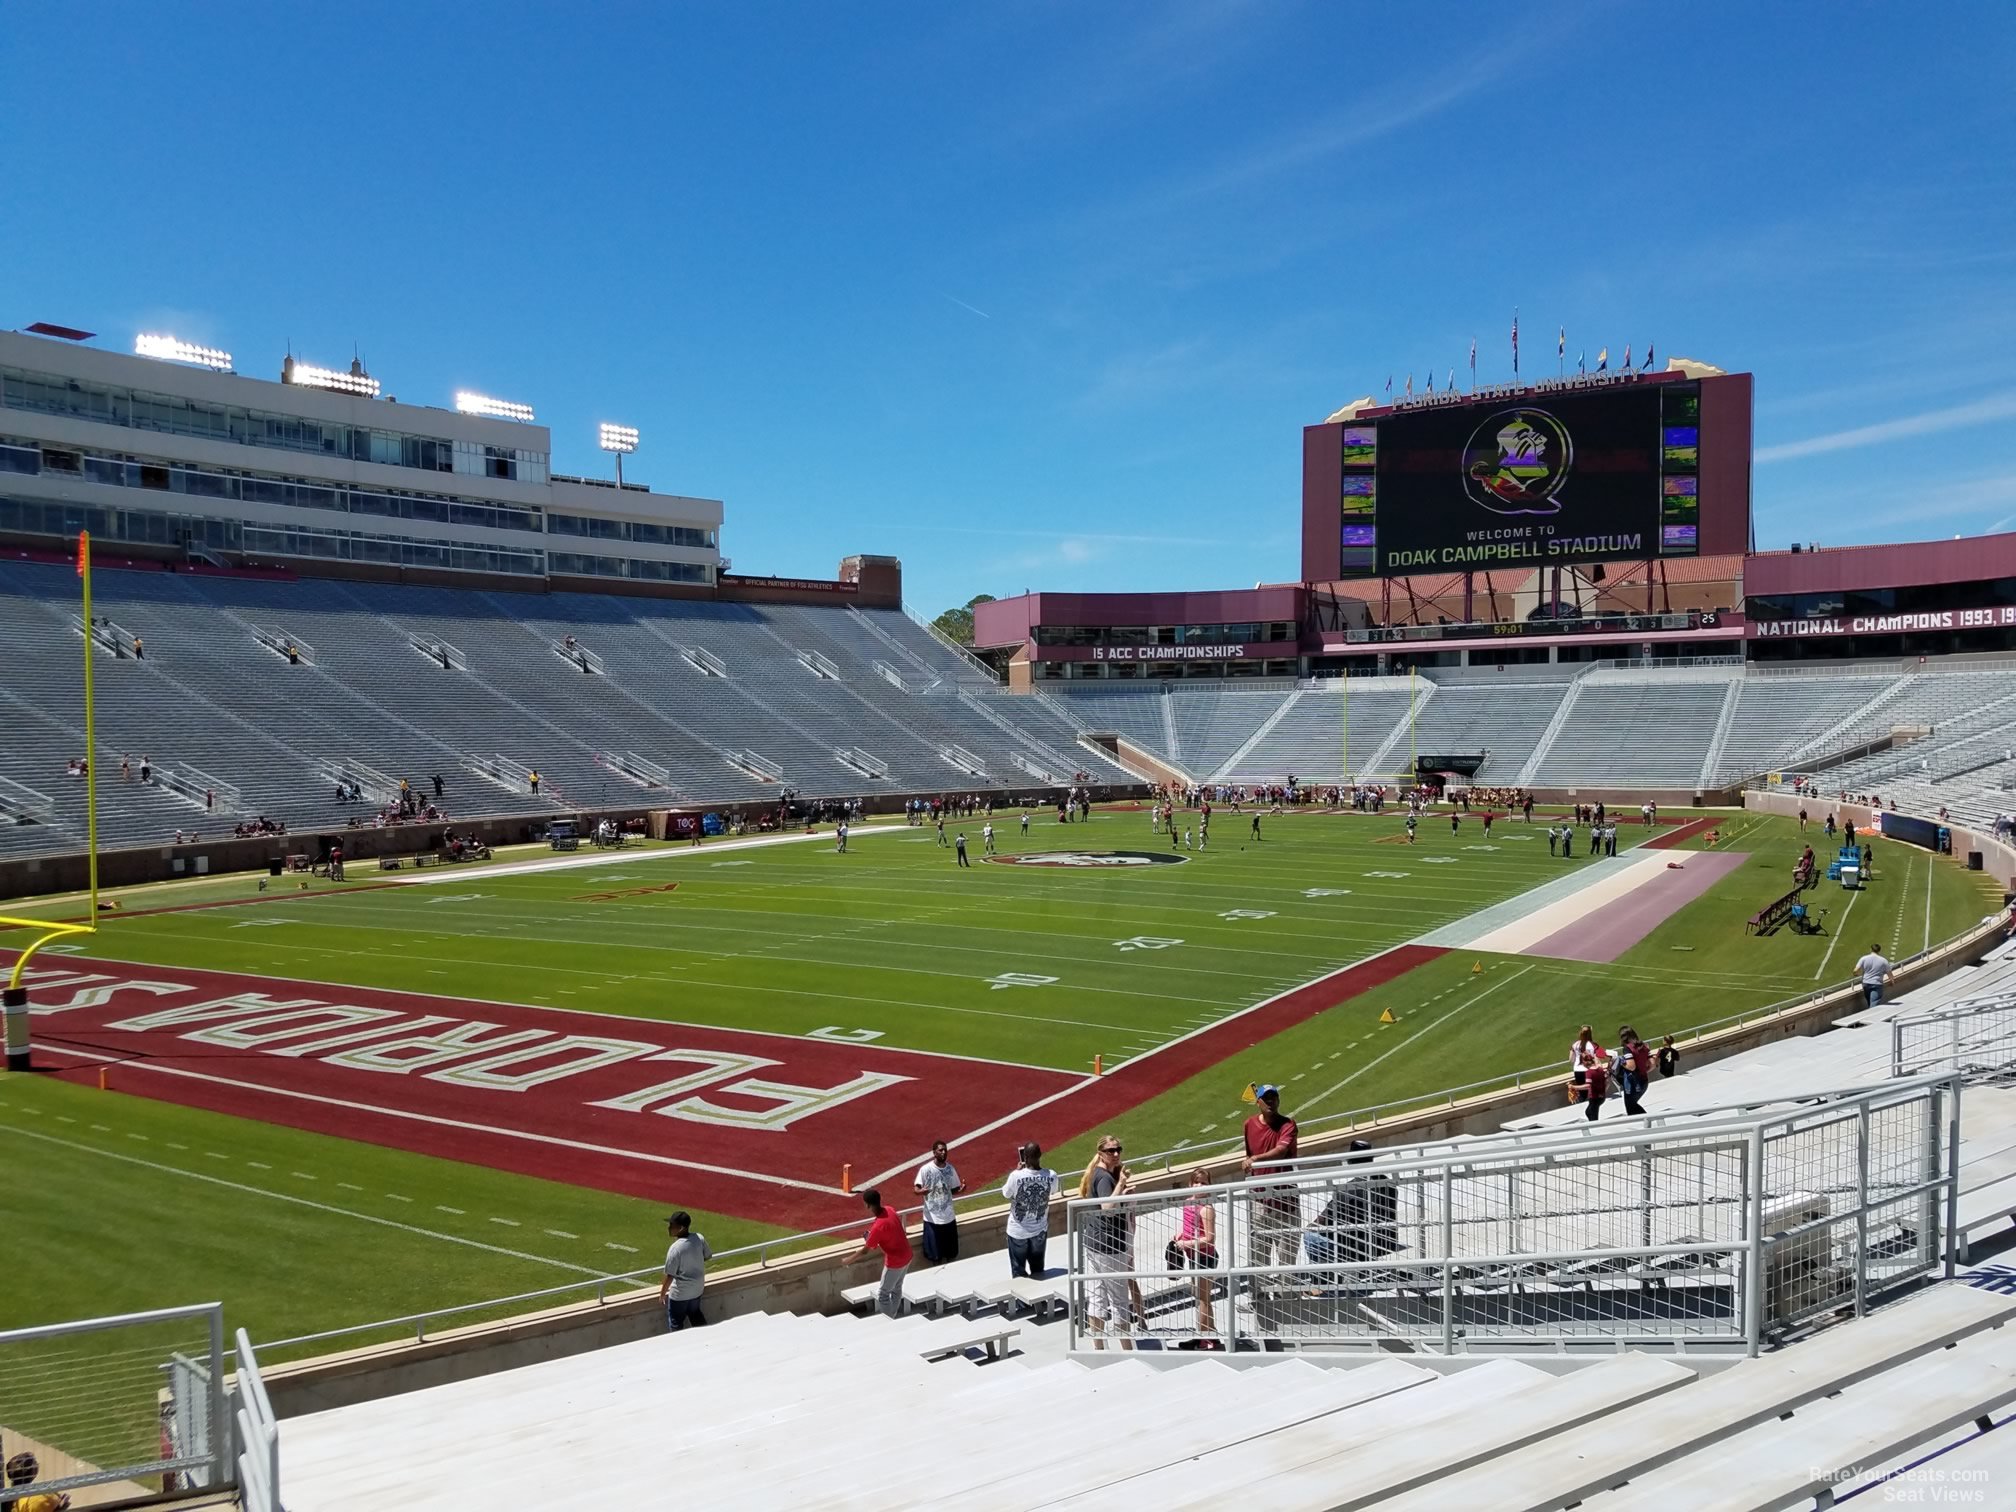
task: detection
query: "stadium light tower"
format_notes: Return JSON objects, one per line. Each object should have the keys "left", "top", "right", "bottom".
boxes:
{"left": 282, "top": 354, "right": 381, "bottom": 397}
{"left": 134, "top": 333, "right": 234, "bottom": 372}
{"left": 455, "top": 391, "right": 536, "bottom": 423}
{"left": 598, "top": 422, "right": 640, "bottom": 487}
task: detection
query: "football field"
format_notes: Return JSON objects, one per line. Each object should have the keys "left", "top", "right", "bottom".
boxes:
{"left": 3, "top": 801, "right": 1998, "bottom": 1351}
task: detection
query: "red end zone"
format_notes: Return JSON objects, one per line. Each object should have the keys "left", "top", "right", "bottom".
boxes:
{"left": 7, "top": 954, "right": 1076, "bottom": 1230}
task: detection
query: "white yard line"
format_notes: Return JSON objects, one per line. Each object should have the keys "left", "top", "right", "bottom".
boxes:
{"left": 1298, "top": 963, "right": 1538, "bottom": 1115}
{"left": 1814, "top": 886, "right": 1861, "bottom": 981}
{"left": 0, "top": 1123, "right": 610, "bottom": 1276}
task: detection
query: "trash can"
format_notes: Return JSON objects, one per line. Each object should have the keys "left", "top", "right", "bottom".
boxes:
{"left": 267, "top": 859, "right": 284, "bottom": 877}
{"left": 1968, "top": 851, "right": 1985, "bottom": 872}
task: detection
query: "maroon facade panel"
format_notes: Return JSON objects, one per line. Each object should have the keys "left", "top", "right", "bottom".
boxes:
{"left": 1697, "top": 372, "right": 1753, "bottom": 557}
{"left": 1301, "top": 422, "right": 1343, "bottom": 584}
{"left": 1747, "top": 533, "right": 2016, "bottom": 598}
{"left": 973, "top": 588, "right": 1306, "bottom": 650}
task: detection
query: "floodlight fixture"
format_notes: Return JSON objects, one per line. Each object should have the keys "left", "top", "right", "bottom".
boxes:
{"left": 135, "top": 333, "right": 233, "bottom": 371}
{"left": 598, "top": 423, "right": 639, "bottom": 454}
{"left": 283, "top": 355, "right": 381, "bottom": 398}
{"left": 455, "top": 390, "right": 535, "bottom": 423}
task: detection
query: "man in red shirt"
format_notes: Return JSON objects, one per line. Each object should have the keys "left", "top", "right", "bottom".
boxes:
{"left": 1242, "top": 1083, "right": 1301, "bottom": 1332}
{"left": 841, "top": 1187, "right": 913, "bottom": 1317}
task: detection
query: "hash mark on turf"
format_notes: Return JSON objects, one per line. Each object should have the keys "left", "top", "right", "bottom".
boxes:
{"left": 166, "top": 1141, "right": 187, "bottom": 1150}
{"left": 90, "top": 1123, "right": 110, "bottom": 1132}
{"left": 606, "top": 1242, "right": 639, "bottom": 1253}
{"left": 126, "top": 1133, "right": 148, "bottom": 1141}
{"left": 437, "top": 1205, "right": 465, "bottom": 1215}
{"left": 247, "top": 1161, "right": 272, "bottom": 1170}
{"left": 292, "top": 1171, "right": 316, "bottom": 1180}
{"left": 338, "top": 1181, "right": 363, "bottom": 1191}
{"left": 56, "top": 1115, "right": 75, "bottom": 1123}
{"left": 545, "top": 1229, "right": 578, "bottom": 1239}
{"left": 491, "top": 1217, "right": 521, "bottom": 1227}
{"left": 385, "top": 1193, "right": 413, "bottom": 1203}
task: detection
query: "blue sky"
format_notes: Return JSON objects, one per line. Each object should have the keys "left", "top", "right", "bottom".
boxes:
{"left": 6, "top": 2, "right": 2013, "bottom": 614}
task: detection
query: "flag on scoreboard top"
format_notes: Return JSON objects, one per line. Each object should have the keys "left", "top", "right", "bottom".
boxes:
{"left": 1385, "top": 375, "right": 1392, "bottom": 395}
{"left": 1623, "top": 343, "right": 1632, "bottom": 370}
{"left": 1404, "top": 373, "right": 1413, "bottom": 396}
{"left": 1511, "top": 311, "right": 1519, "bottom": 374}
{"left": 1596, "top": 346, "right": 1609, "bottom": 372}
{"left": 1469, "top": 336, "right": 1477, "bottom": 373}
{"left": 1425, "top": 370, "right": 1434, "bottom": 392}
{"left": 1578, "top": 350, "right": 1586, "bottom": 375}
{"left": 1558, "top": 327, "right": 1565, "bottom": 358}
{"left": 1642, "top": 342, "right": 1655, "bottom": 370}
{"left": 1448, "top": 368, "right": 1456, "bottom": 392}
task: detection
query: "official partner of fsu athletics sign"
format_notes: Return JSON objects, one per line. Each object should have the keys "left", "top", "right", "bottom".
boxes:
{"left": 986, "top": 851, "right": 1190, "bottom": 867}
{"left": 1373, "top": 386, "right": 1666, "bottom": 573}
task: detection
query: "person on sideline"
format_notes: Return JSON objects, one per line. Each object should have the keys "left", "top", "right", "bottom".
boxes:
{"left": 659, "top": 1211, "right": 711, "bottom": 1331}
{"left": 840, "top": 1188, "right": 912, "bottom": 1317}
{"left": 1001, "top": 1141, "right": 1058, "bottom": 1279}
{"left": 913, "top": 1139, "right": 964, "bottom": 1265}
{"left": 1081, "top": 1135, "right": 1135, "bottom": 1350}
{"left": 1242, "top": 1084, "right": 1300, "bottom": 1331}
{"left": 1855, "top": 944, "right": 1893, "bottom": 1009}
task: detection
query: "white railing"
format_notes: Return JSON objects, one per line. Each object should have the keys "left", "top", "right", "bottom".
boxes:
{"left": 902, "top": 601, "right": 1001, "bottom": 681}
{"left": 552, "top": 639, "right": 604, "bottom": 675}
{"left": 410, "top": 632, "right": 462, "bottom": 670}
{"left": 254, "top": 626, "right": 315, "bottom": 664}
{"left": 233, "top": 1328, "right": 281, "bottom": 1512}
{"left": 1893, "top": 994, "right": 2016, "bottom": 1081}
{"left": 158, "top": 761, "right": 242, "bottom": 813}
{"left": 834, "top": 747, "right": 889, "bottom": 779}
{"left": 608, "top": 751, "right": 672, "bottom": 789}
{"left": 798, "top": 648, "right": 841, "bottom": 680}
{"left": 1012, "top": 751, "right": 1059, "bottom": 783}
{"left": 0, "top": 1303, "right": 230, "bottom": 1501}
{"left": 681, "top": 644, "right": 727, "bottom": 678}
{"left": 1065, "top": 1076, "right": 1957, "bottom": 1357}
{"left": 0, "top": 772, "right": 56, "bottom": 819}
{"left": 728, "top": 749, "right": 784, "bottom": 782}
{"left": 939, "top": 743, "right": 988, "bottom": 777}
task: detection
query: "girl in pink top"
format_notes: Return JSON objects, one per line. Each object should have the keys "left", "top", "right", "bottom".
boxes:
{"left": 1171, "top": 1169, "right": 1220, "bottom": 1341}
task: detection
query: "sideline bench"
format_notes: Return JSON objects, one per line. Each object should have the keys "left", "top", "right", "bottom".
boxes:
{"left": 1746, "top": 886, "right": 1803, "bottom": 935}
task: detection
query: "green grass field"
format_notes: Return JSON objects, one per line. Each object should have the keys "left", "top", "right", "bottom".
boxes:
{"left": 2, "top": 802, "right": 1998, "bottom": 1357}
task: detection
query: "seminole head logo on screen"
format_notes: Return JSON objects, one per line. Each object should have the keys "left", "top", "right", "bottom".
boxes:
{"left": 1462, "top": 406, "right": 1573, "bottom": 516}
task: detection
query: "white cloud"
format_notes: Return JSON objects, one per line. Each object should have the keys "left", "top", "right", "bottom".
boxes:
{"left": 1757, "top": 391, "right": 2016, "bottom": 463}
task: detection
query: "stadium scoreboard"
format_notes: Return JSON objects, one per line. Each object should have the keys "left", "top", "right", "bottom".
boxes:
{"left": 1302, "top": 370, "right": 1753, "bottom": 581}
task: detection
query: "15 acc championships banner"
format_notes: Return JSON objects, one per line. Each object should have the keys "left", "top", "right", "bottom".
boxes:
{"left": 1370, "top": 387, "right": 1672, "bottom": 573}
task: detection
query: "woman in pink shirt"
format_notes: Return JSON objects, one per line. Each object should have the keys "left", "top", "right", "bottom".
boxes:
{"left": 1169, "top": 1168, "right": 1220, "bottom": 1342}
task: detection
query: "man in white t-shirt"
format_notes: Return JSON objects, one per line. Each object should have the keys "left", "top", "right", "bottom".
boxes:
{"left": 983, "top": 822, "right": 996, "bottom": 855}
{"left": 914, "top": 1140, "right": 964, "bottom": 1265}
{"left": 1855, "top": 945, "right": 1893, "bottom": 1009}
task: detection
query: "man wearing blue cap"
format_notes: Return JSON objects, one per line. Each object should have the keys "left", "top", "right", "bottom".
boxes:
{"left": 1242, "top": 1084, "right": 1300, "bottom": 1331}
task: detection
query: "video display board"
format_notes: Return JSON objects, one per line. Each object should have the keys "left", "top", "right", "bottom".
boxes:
{"left": 1330, "top": 379, "right": 1707, "bottom": 578}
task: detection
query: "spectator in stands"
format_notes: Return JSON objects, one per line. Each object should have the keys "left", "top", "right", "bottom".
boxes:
{"left": 1582, "top": 1049, "right": 1610, "bottom": 1121}
{"left": 1855, "top": 943, "right": 1893, "bottom": 1009}
{"left": 1308, "top": 1139, "right": 1397, "bottom": 1298}
{"left": 286, "top": 642, "right": 300, "bottom": 665}
{"left": 2, "top": 1451, "right": 68, "bottom": 1512}
{"left": 139, "top": 755, "right": 150, "bottom": 784}
{"left": 120, "top": 753, "right": 131, "bottom": 783}
{"left": 913, "top": 1139, "right": 964, "bottom": 1265}
{"left": 529, "top": 770, "right": 541, "bottom": 795}
{"left": 432, "top": 773, "right": 444, "bottom": 799}
{"left": 1169, "top": 1167, "right": 1220, "bottom": 1343}
{"left": 1657, "top": 1034, "right": 1680, "bottom": 1079}
{"left": 1567, "top": 1025, "right": 1602, "bottom": 1104}
{"left": 1002, "top": 1141, "right": 1057, "bottom": 1279}
{"left": 1080, "top": 1135, "right": 1135, "bottom": 1350}
{"left": 1616, "top": 1026, "right": 1651, "bottom": 1115}
{"left": 132, "top": 635, "right": 143, "bottom": 659}
{"left": 840, "top": 1188, "right": 912, "bottom": 1318}
{"left": 659, "top": 1211, "right": 711, "bottom": 1331}
{"left": 1242, "top": 1085, "right": 1299, "bottom": 1331}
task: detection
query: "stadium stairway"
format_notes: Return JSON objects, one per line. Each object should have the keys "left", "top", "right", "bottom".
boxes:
{"left": 268, "top": 1284, "right": 2016, "bottom": 1510}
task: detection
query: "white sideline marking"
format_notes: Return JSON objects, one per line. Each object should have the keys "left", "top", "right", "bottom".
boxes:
{"left": 1301, "top": 964, "right": 1537, "bottom": 1115}
{"left": 0, "top": 1124, "right": 611, "bottom": 1277}
{"left": 1815, "top": 887, "right": 1861, "bottom": 980}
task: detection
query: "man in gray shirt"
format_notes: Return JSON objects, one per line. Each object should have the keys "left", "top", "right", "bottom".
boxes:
{"left": 660, "top": 1211, "right": 712, "bottom": 1331}
{"left": 1855, "top": 945, "right": 1893, "bottom": 1010}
